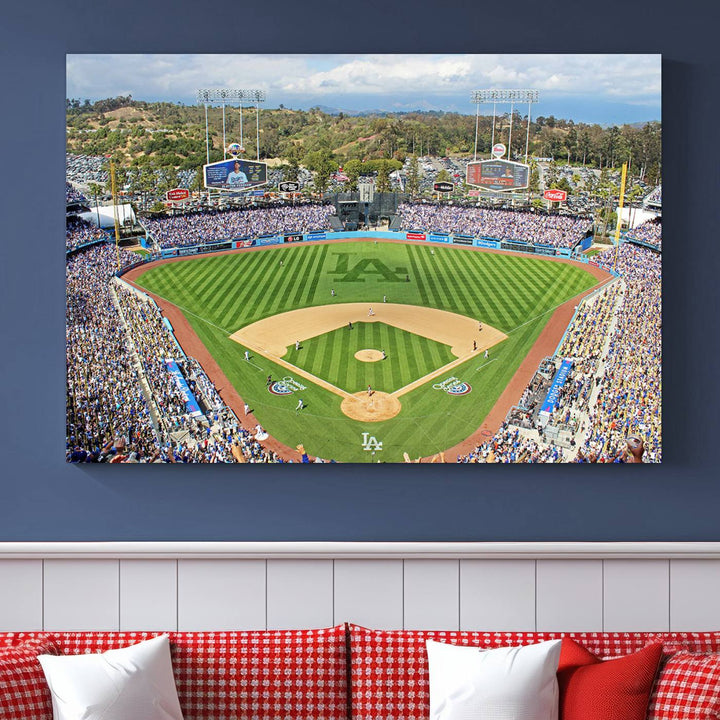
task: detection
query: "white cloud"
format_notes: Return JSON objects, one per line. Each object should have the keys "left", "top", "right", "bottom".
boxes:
{"left": 66, "top": 53, "right": 660, "bottom": 108}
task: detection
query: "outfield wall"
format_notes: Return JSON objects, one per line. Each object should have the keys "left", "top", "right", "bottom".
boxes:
{"left": 146, "top": 229, "right": 589, "bottom": 264}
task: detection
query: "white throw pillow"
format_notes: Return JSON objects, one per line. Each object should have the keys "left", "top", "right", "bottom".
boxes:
{"left": 38, "top": 634, "right": 184, "bottom": 720}
{"left": 426, "top": 638, "right": 562, "bottom": 720}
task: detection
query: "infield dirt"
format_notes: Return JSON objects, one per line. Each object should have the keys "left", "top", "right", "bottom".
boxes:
{"left": 229, "top": 302, "right": 506, "bottom": 421}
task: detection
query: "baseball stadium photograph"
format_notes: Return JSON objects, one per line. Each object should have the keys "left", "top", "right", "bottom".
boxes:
{"left": 65, "top": 54, "right": 661, "bottom": 464}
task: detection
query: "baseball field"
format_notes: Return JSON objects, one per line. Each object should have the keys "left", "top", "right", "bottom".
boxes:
{"left": 131, "top": 239, "right": 602, "bottom": 462}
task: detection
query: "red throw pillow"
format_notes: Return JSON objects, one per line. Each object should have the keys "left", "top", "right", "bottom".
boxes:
{"left": 558, "top": 637, "right": 663, "bottom": 720}
{"left": 0, "top": 635, "right": 60, "bottom": 720}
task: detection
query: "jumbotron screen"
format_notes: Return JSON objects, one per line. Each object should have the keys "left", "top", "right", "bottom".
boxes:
{"left": 203, "top": 158, "right": 268, "bottom": 190}
{"left": 466, "top": 160, "right": 529, "bottom": 192}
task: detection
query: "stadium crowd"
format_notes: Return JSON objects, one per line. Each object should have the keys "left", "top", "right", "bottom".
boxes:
{"left": 626, "top": 219, "right": 662, "bottom": 248}
{"left": 398, "top": 203, "right": 592, "bottom": 248}
{"left": 143, "top": 203, "right": 336, "bottom": 249}
{"left": 457, "top": 239, "right": 661, "bottom": 463}
{"left": 457, "top": 422, "right": 566, "bottom": 463}
{"left": 576, "top": 243, "right": 662, "bottom": 462}
{"left": 66, "top": 182, "right": 88, "bottom": 205}
{"left": 66, "top": 243, "right": 284, "bottom": 463}
{"left": 66, "top": 217, "right": 108, "bottom": 252}
{"left": 644, "top": 185, "right": 662, "bottom": 205}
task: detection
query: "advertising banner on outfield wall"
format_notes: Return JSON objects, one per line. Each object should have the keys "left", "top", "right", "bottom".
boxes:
{"left": 406, "top": 232, "right": 426, "bottom": 240}
{"left": 474, "top": 238, "right": 500, "bottom": 249}
{"left": 307, "top": 232, "right": 327, "bottom": 241}
{"left": 533, "top": 245, "right": 557, "bottom": 257}
{"left": 232, "top": 239, "right": 256, "bottom": 249}
{"left": 428, "top": 233, "right": 451, "bottom": 243}
{"left": 452, "top": 236, "right": 474, "bottom": 246}
{"left": 256, "top": 235, "right": 283, "bottom": 246}
{"left": 284, "top": 234, "right": 303, "bottom": 243}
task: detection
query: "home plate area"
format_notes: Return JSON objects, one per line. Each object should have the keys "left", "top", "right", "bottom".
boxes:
{"left": 230, "top": 302, "right": 506, "bottom": 422}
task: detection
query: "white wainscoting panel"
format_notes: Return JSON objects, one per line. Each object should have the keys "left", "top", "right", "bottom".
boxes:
{"left": 334, "top": 559, "right": 403, "bottom": 629}
{"left": 460, "top": 560, "right": 536, "bottom": 631}
{"left": 177, "top": 560, "right": 265, "bottom": 631}
{"left": 670, "top": 559, "right": 720, "bottom": 630}
{"left": 266, "top": 559, "right": 334, "bottom": 629}
{"left": 120, "top": 560, "right": 177, "bottom": 631}
{"left": 536, "top": 560, "right": 603, "bottom": 631}
{"left": 0, "top": 560, "right": 43, "bottom": 631}
{"left": 43, "top": 559, "right": 120, "bottom": 631}
{"left": 403, "top": 560, "right": 459, "bottom": 630}
{"left": 2, "top": 545, "right": 720, "bottom": 634}
{"left": 603, "top": 560, "right": 669, "bottom": 631}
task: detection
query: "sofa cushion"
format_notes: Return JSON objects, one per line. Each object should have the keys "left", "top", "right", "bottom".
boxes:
{"left": 0, "top": 635, "right": 60, "bottom": 720}
{"left": 647, "top": 633, "right": 720, "bottom": 654}
{"left": 426, "top": 638, "right": 562, "bottom": 720}
{"left": 38, "top": 634, "right": 184, "bottom": 720}
{"left": 2, "top": 627, "right": 348, "bottom": 720}
{"left": 557, "top": 638, "right": 663, "bottom": 720}
{"left": 348, "top": 626, "right": 653, "bottom": 720}
{"left": 647, "top": 652, "right": 720, "bottom": 720}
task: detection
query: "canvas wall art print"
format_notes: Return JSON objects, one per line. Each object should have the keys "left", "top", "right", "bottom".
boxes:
{"left": 65, "top": 53, "right": 661, "bottom": 464}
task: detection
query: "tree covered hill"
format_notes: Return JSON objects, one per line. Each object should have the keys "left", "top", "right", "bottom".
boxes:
{"left": 66, "top": 96, "right": 661, "bottom": 184}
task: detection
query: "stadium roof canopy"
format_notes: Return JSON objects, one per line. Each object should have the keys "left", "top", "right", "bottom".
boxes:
{"left": 79, "top": 203, "right": 136, "bottom": 229}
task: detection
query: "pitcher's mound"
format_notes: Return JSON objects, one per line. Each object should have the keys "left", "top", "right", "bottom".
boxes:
{"left": 341, "top": 391, "right": 401, "bottom": 422}
{"left": 355, "top": 349, "right": 384, "bottom": 362}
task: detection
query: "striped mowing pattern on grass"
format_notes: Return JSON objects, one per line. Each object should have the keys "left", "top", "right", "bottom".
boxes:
{"left": 133, "top": 241, "right": 601, "bottom": 461}
{"left": 284, "top": 322, "right": 455, "bottom": 394}
{"left": 138, "top": 242, "right": 595, "bottom": 337}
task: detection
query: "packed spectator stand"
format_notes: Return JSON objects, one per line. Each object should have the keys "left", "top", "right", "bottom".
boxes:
{"left": 397, "top": 203, "right": 592, "bottom": 248}
{"left": 65, "top": 182, "right": 89, "bottom": 206}
{"left": 66, "top": 241, "right": 284, "bottom": 463}
{"left": 625, "top": 218, "right": 662, "bottom": 249}
{"left": 643, "top": 185, "right": 662, "bottom": 207}
{"left": 66, "top": 217, "right": 108, "bottom": 252}
{"left": 459, "top": 236, "right": 661, "bottom": 463}
{"left": 143, "top": 203, "right": 336, "bottom": 249}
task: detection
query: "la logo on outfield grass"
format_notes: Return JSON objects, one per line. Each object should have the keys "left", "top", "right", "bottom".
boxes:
{"left": 361, "top": 432, "right": 383, "bottom": 451}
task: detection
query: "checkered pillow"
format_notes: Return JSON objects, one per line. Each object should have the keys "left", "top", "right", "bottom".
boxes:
{"left": 648, "top": 633, "right": 720, "bottom": 654}
{"left": 348, "top": 625, "right": 651, "bottom": 720}
{"left": 13, "top": 627, "right": 348, "bottom": 720}
{"left": 647, "top": 652, "right": 720, "bottom": 719}
{"left": 0, "top": 635, "right": 59, "bottom": 720}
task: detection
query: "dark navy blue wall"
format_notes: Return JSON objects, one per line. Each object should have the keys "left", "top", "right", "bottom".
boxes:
{"left": 0, "top": 0, "right": 716, "bottom": 541}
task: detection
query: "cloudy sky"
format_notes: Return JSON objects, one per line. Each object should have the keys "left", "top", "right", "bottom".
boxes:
{"left": 67, "top": 54, "right": 661, "bottom": 125}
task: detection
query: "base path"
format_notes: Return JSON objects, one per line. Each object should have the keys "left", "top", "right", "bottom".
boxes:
{"left": 230, "top": 302, "right": 506, "bottom": 422}
{"left": 230, "top": 302, "right": 506, "bottom": 359}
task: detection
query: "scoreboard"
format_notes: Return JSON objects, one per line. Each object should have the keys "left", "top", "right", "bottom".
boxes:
{"left": 466, "top": 160, "right": 529, "bottom": 192}
{"left": 203, "top": 158, "right": 268, "bottom": 191}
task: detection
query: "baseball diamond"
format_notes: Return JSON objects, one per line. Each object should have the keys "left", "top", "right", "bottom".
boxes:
{"left": 128, "top": 238, "right": 607, "bottom": 462}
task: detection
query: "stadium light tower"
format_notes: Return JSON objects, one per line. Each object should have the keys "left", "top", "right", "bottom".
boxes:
{"left": 196, "top": 89, "right": 266, "bottom": 163}
{"left": 470, "top": 89, "right": 539, "bottom": 163}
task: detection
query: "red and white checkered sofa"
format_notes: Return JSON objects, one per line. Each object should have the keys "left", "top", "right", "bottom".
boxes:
{"left": 348, "top": 625, "right": 720, "bottom": 720}
{"left": 2, "top": 624, "right": 720, "bottom": 719}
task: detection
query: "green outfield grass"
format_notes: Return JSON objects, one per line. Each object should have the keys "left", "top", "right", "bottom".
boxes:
{"left": 285, "top": 322, "right": 454, "bottom": 394}
{"left": 134, "top": 240, "right": 599, "bottom": 461}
